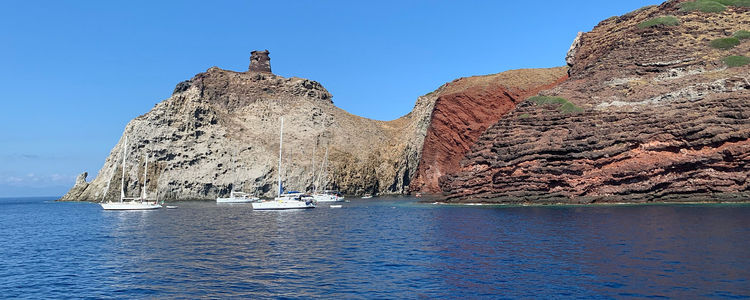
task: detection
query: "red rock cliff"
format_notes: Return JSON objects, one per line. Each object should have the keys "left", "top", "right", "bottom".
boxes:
{"left": 440, "top": 1, "right": 750, "bottom": 203}
{"left": 410, "top": 68, "right": 568, "bottom": 193}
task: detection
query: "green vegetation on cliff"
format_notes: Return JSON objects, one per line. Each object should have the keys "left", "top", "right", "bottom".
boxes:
{"left": 528, "top": 96, "right": 583, "bottom": 114}
{"left": 681, "top": 0, "right": 727, "bottom": 12}
{"left": 711, "top": 37, "right": 741, "bottom": 49}
{"left": 637, "top": 16, "right": 680, "bottom": 29}
{"left": 723, "top": 55, "right": 750, "bottom": 67}
{"left": 681, "top": 0, "right": 750, "bottom": 12}
{"left": 734, "top": 30, "right": 750, "bottom": 40}
{"left": 713, "top": 0, "right": 750, "bottom": 6}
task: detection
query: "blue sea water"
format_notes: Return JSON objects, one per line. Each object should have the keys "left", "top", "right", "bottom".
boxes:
{"left": 1, "top": 197, "right": 749, "bottom": 299}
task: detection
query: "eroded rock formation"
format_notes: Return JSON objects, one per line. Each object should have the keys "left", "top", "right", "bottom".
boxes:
{"left": 409, "top": 68, "right": 568, "bottom": 193}
{"left": 440, "top": 1, "right": 750, "bottom": 203}
{"left": 62, "top": 50, "right": 439, "bottom": 201}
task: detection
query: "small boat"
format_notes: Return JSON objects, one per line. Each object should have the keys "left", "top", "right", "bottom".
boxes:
{"left": 217, "top": 191, "right": 260, "bottom": 203}
{"left": 166, "top": 205, "right": 178, "bottom": 209}
{"left": 216, "top": 151, "right": 260, "bottom": 203}
{"left": 314, "top": 190, "right": 344, "bottom": 202}
{"left": 311, "top": 146, "right": 344, "bottom": 203}
{"left": 253, "top": 192, "right": 316, "bottom": 210}
{"left": 361, "top": 194, "right": 373, "bottom": 199}
{"left": 101, "top": 201, "right": 161, "bottom": 210}
{"left": 330, "top": 205, "right": 342, "bottom": 208}
{"left": 251, "top": 117, "right": 316, "bottom": 210}
{"left": 101, "top": 137, "right": 161, "bottom": 211}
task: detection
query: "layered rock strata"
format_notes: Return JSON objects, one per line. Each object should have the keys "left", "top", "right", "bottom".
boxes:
{"left": 441, "top": 1, "right": 750, "bottom": 203}
{"left": 409, "top": 68, "right": 568, "bottom": 193}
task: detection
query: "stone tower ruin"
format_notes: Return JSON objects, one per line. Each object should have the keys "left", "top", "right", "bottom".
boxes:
{"left": 249, "top": 50, "right": 271, "bottom": 73}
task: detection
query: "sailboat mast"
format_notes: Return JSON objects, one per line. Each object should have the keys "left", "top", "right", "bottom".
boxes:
{"left": 231, "top": 150, "right": 236, "bottom": 196}
{"left": 319, "top": 146, "right": 329, "bottom": 191}
{"left": 142, "top": 150, "right": 148, "bottom": 200}
{"left": 311, "top": 137, "right": 316, "bottom": 194}
{"left": 120, "top": 137, "right": 128, "bottom": 202}
{"left": 278, "top": 117, "right": 284, "bottom": 197}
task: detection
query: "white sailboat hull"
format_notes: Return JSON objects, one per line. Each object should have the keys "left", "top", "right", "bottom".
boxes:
{"left": 313, "top": 194, "right": 344, "bottom": 202}
{"left": 252, "top": 200, "right": 315, "bottom": 210}
{"left": 100, "top": 201, "right": 162, "bottom": 210}
{"left": 216, "top": 197, "right": 259, "bottom": 203}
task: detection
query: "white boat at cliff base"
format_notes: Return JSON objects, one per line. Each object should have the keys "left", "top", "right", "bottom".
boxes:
{"left": 314, "top": 190, "right": 344, "bottom": 202}
{"left": 253, "top": 191, "right": 316, "bottom": 210}
{"left": 216, "top": 151, "right": 260, "bottom": 203}
{"left": 100, "top": 137, "right": 162, "bottom": 210}
{"left": 252, "top": 117, "right": 315, "bottom": 210}
{"left": 217, "top": 191, "right": 260, "bottom": 203}
{"left": 310, "top": 144, "right": 343, "bottom": 202}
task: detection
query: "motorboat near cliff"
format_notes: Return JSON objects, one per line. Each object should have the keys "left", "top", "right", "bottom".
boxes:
{"left": 216, "top": 150, "right": 260, "bottom": 203}
{"left": 100, "top": 137, "right": 162, "bottom": 211}
{"left": 313, "top": 190, "right": 344, "bottom": 202}
{"left": 216, "top": 191, "right": 260, "bottom": 203}
{"left": 251, "top": 117, "right": 316, "bottom": 210}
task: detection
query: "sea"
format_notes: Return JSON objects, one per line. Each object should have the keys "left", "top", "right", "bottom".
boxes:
{"left": 1, "top": 196, "right": 749, "bottom": 299}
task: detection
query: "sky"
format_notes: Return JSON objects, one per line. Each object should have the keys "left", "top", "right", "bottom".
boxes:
{"left": 0, "top": 0, "right": 662, "bottom": 197}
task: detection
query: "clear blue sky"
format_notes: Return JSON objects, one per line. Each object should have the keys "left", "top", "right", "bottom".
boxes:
{"left": 0, "top": 0, "right": 662, "bottom": 197}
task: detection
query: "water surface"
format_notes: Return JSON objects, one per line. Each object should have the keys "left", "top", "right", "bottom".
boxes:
{"left": 1, "top": 197, "right": 749, "bottom": 298}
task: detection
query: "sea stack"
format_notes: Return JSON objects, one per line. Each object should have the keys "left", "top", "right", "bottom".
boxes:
{"left": 249, "top": 50, "right": 272, "bottom": 73}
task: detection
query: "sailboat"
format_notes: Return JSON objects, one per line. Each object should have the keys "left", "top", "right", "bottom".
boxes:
{"left": 252, "top": 117, "right": 316, "bottom": 210}
{"left": 100, "top": 137, "right": 162, "bottom": 210}
{"left": 216, "top": 151, "right": 260, "bottom": 203}
{"left": 312, "top": 146, "right": 344, "bottom": 202}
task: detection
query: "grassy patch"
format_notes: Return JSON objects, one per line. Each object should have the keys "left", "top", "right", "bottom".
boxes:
{"left": 682, "top": 0, "right": 750, "bottom": 11}
{"left": 723, "top": 55, "right": 750, "bottom": 67}
{"left": 734, "top": 30, "right": 750, "bottom": 40}
{"left": 710, "top": 37, "right": 741, "bottom": 49}
{"left": 712, "top": 0, "right": 750, "bottom": 6}
{"left": 528, "top": 96, "right": 583, "bottom": 114}
{"left": 637, "top": 16, "right": 680, "bottom": 29}
{"left": 681, "top": 0, "right": 727, "bottom": 12}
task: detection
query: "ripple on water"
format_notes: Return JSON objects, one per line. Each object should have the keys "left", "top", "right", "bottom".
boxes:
{"left": 0, "top": 197, "right": 749, "bottom": 298}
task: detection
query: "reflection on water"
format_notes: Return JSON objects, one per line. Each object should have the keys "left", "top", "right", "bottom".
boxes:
{"left": 1, "top": 197, "right": 749, "bottom": 298}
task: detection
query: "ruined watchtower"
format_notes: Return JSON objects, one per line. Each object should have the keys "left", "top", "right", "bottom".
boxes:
{"left": 249, "top": 50, "right": 272, "bottom": 73}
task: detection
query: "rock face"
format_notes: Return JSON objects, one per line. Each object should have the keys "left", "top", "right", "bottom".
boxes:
{"left": 249, "top": 50, "right": 271, "bottom": 73}
{"left": 565, "top": 32, "right": 583, "bottom": 68}
{"left": 60, "top": 172, "right": 89, "bottom": 201}
{"left": 409, "top": 68, "right": 568, "bottom": 193}
{"left": 62, "top": 50, "right": 440, "bottom": 201}
{"left": 440, "top": 1, "right": 750, "bottom": 203}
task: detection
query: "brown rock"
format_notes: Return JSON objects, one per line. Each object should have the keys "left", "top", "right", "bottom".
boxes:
{"left": 410, "top": 68, "right": 568, "bottom": 193}
{"left": 60, "top": 62, "right": 435, "bottom": 201}
{"left": 59, "top": 172, "right": 89, "bottom": 201}
{"left": 440, "top": 1, "right": 750, "bottom": 203}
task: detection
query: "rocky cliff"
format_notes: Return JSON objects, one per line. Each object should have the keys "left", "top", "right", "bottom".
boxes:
{"left": 61, "top": 45, "right": 572, "bottom": 201}
{"left": 441, "top": 0, "right": 750, "bottom": 203}
{"left": 61, "top": 52, "right": 438, "bottom": 201}
{"left": 409, "top": 68, "right": 568, "bottom": 193}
